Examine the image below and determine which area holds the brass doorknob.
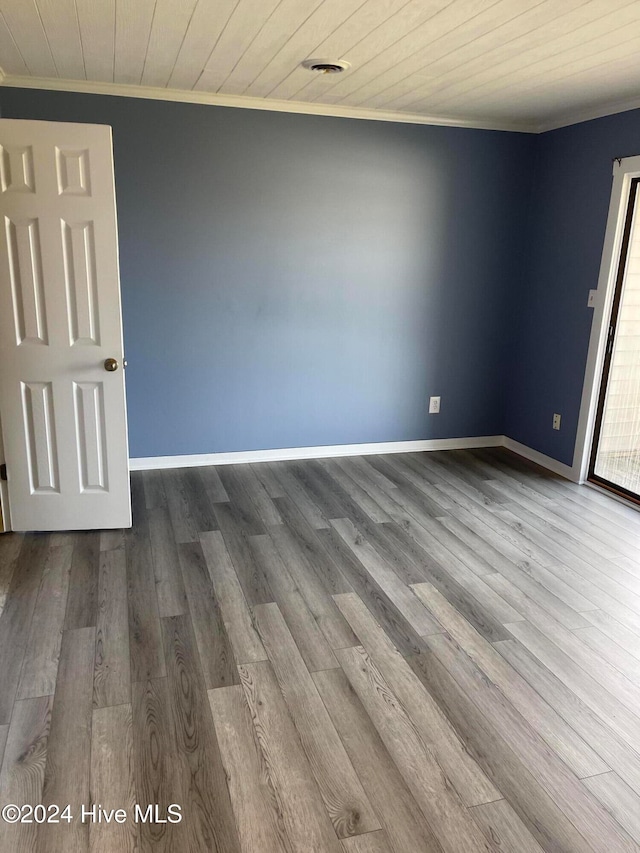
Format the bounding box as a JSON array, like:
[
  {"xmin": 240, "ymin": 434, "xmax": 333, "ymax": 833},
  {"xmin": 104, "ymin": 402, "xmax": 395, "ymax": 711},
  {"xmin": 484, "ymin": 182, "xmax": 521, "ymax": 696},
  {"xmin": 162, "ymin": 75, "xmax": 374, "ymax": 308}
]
[{"xmin": 104, "ymin": 357, "xmax": 119, "ymax": 372}]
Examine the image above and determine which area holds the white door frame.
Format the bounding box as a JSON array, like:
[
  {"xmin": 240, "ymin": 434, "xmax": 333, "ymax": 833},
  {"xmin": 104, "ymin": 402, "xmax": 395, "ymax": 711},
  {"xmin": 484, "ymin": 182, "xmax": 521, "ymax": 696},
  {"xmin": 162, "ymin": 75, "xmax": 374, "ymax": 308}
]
[{"xmin": 573, "ymin": 155, "xmax": 640, "ymax": 483}]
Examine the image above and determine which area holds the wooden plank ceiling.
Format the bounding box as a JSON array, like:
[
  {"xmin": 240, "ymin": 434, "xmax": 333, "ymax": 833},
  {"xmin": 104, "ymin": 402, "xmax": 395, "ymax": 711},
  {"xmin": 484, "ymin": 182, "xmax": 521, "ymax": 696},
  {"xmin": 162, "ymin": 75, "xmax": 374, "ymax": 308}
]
[{"xmin": 1, "ymin": 0, "xmax": 640, "ymax": 130}]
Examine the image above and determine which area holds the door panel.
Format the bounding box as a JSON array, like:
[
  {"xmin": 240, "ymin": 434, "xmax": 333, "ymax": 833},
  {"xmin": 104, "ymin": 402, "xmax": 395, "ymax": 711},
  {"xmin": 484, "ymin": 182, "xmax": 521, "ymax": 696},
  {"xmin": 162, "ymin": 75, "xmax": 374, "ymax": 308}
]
[
  {"xmin": 62, "ymin": 220, "xmax": 100, "ymax": 345},
  {"xmin": 0, "ymin": 119, "xmax": 130, "ymax": 531}
]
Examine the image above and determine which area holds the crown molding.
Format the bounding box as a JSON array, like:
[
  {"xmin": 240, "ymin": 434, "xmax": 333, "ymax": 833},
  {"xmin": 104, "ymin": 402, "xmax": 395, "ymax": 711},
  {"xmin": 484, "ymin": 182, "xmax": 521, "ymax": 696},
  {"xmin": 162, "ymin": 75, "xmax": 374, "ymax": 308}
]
[
  {"xmin": 0, "ymin": 74, "xmax": 538, "ymax": 134},
  {"xmin": 536, "ymin": 93, "xmax": 640, "ymax": 133},
  {"xmin": 5, "ymin": 73, "xmax": 639, "ymax": 136}
]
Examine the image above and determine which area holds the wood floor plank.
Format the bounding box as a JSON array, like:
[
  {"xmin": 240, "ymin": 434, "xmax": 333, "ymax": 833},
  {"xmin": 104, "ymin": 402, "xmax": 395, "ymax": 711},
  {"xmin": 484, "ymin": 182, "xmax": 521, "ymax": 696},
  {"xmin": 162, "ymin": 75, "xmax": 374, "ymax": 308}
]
[
  {"xmin": 64, "ymin": 531, "xmax": 100, "ymax": 630},
  {"xmin": 336, "ymin": 643, "xmax": 492, "ymax": 853},
  {"xmin": 274, "ymin": 496, "xmax": 353, "ymax": 595},
  {"xmin": 437, "ymin": 515, "xmax": 594, "ymax": 625},
  {"xmin": 142, "ymin": 468, "xmax": 167, "ymax": 509},
  {"xmin": 495, "ymin": 505, "xmax": 640, "ymax": 617},
  {"xmin": 551, "ymin": 492, "xmax": 640, "ymax": 553},
  {"xmin": 489, "ymin": 478, "xmax": 621, "ymax": 561},
  {"xmin": 315, "ymin": 526, "xmax": 430, "ymax": 657},
  {"xmin": 380, "ymin": 504, "xmax": 523, "ymax": 627},
  {"xmin": 320, "ymin": 458, "xmax": 391, "ymax": 524},
  {"xmin": 161, "ymin": 613, "xmax": 241, "ymax": 853},
  {"xmin": 213, "ymin": 500, "xmax": 274, "ymax": 605},
  {"xmin": 161, "ymin": 469, "xmax": 201, "ymax": 543},
  {"xmin": 424, "ymin": 631, "xmax": 636, "ymax": 853},
  {"xmin": 232, "ymin": 464, "xmax": 282, "ymax": 527},
  {"xmin": 496, "ymin": 637, "xmax": 640, "ymax": 797},
  {"xmin": 583, "ymin": 771, "xmax": 640, "ymax": 845},
  {"xmin": 352, "ymin": 456, "xmax": 399, "ymax": 493},
  {"xmin": 94, "ymin": 546, "xmax": 131, "ymax": 708},
  {"xmin": 162, "ymin": 467, "xmax": 219, "ymax": 542},
  {"xmin": 250, "ymin": 535, "xmax": 338, "ymax": 672},
  {"xmin": 238, "ymin": 660, "xmax": 343, "ymax": 852},
  {"xmin": 406, "ymin": 649, "xmax": 596, "ymax": 852},
  {"xmin": 0, "ymin": 696, "xmax": 52, "ymax": 853},
  {"xmin": 491, "ymin": 575, "xmax": 640, "ymax": 717},
  {"xmin": 290, "ymin": 459, "xmax": 350, "ymax": 522},
  {"xmin": 333, "ymin": 592, "xmax": 499, "ymax": 808},
  {"xmin": 543, "ymin": 475, "xmax": 640, "ymax": 524},
  {"xmin": 39, "ymin": 626, "xmax": 94, "ymax": 853},
  {"xmin": 301, "ymin": 459, "xmax": 395, "ymax": 533},
  {"xmin": 269, "ymin": 521, "xmax": 357, "ymax": 650},
  {"xmin": 148, "ymin": 506, "xmax": 188, "ymax": 617},
  {"xmin": 494, "ymin": 479, "xmax": 640, "ymax": 563},
  {"xmin": 0, "ymin": 532, "xmax": 50, "ymax": 724},
  {"xmin": 504, "ymin": 620, "xmax": 640, "ymax": 750},
  {"xmin": 17, "ymin": 541, "xmax": 73, "ymax": 700},
  {"xmin": 413, "ymin": 581, "xmax": 609, "ymax": 778},
  {"xmin": 0, "ymin": 532, "xmax": 23, "ymax": 618},
  {"xmin": 200, "ymin": 530, "xmax": 267, "ymax": 664},
  {"xmin": 249, "ymin": 461, "xmax": 286, "ymax": 499},
  {"xmin": 436, "ymin": 502, "xmax": 599, "ymax": 613},
  {"xmin": 178, "ymin": 541, "xmax": 238, "ymax": 688},
  {"xmin": 0, "ymin": 725, "xmax": 7, "ymax": 768},
  {"xmin": 412, "ymin": 451, "xmax": 508, "ymax": 507},
  {"xmin": 125, "ymin": 507, "xmax": 165, "ymax": 682},
  {"xmin": 378, "ymin": 513, "xmax": 515, "ymax": 642},
  {"xmin": 331, "ymin": 518, "xmax": 441, "ymax": 636},
  {"xmin": 538, "ymin": 494, "xmax": 640, "ymax": 568},
  {"xmin": 583, "ymin": 609, "xmax": 640, "ymax": 660},
  {"xmin": 253, "ymin": 602, "xmax": 379, "ymax": 838},
  {"xmin": 132, "ymin": 677, "xmax": 178, "ymax": 853},
  {"xmin": 334, "ymin": 457, "xmax": 401, "ymax": 516},
  {"xmin": 502, "ymin": 504, "xmax": 640, "ymax": 601},
  {"xmin": 366, "ymin": 455, "xmax": 451, "ymax": 518},
  {"xmin": 470, "ymin": 799, "xmax": 544, "ymax": 852},
  {"xmin": 341, "ymin": 830, "xmax": 392, "ymax": 852},
  {"xmin": 208, "ymin": 684, "xmax": 293, "ymax": 853},
  {"xmin": 314, "ymin": 666, "xmax": 444, "ymax": 853},
  {"xmin": 197, "ymin": 464, "xmax": 230, "ymax": 503},
  {"xmin": 271, "ymin": 462, "xmax": 331, "ymax": 529},
  {"xmin": 180, "ymin": 467, "xmax": 219, "ymax": 533},
  {"xmin": 573, "ymin": 625, "xmax": 640, "ymax": 684},
  {"xmin": 359, "ymin": 516, "xmax": 441, "ymax": 586},
  {"xmin": 90, "ymin": 703, "xmax": 138, "ymax": 852},
  {"xmin": 99, "ymin": 529, "xmax": 125, "ymax": 552},
  {"xmin": 217, "ymin": 465, "xmax": 268, "ymax": 536},
  {"xmin": 383, "ymin": 519, "xmax": 524, "ymax": 628}
]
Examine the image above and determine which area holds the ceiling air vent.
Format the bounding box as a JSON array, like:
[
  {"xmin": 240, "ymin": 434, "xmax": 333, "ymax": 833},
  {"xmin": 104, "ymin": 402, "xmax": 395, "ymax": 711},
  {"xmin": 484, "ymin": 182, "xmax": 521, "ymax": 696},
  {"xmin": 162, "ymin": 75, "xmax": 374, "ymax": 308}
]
[{"xmin": 301, "ymin": 59, "xmax": 351, "ymax": 74}]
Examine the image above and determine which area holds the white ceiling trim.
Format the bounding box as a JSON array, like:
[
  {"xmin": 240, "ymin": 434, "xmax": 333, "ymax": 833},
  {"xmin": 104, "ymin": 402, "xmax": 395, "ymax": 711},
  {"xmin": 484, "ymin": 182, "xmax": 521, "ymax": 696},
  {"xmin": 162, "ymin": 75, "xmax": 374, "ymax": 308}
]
[
  {"xmin": 0, "ymin": 73, "xmax": 537, "ymax": 133},
  {"xmin": 2, "ymin": 72, "xmax": 639, "ymax": 136},
  {"xmin": 536, "ymin": 92, "xmax": 640, "ymax": 133}
]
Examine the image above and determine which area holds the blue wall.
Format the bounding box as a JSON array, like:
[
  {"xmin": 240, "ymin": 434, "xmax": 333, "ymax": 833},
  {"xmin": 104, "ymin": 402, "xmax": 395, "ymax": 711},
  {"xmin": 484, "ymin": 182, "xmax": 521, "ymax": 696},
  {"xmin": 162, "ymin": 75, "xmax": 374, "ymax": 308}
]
[
  {"xmin": 505, "ymin": 109, "xmax": 640, "ymax": 466},
  {"xmin": 0, "ymin": 87, "xmax": 534, "ymax": 458}
]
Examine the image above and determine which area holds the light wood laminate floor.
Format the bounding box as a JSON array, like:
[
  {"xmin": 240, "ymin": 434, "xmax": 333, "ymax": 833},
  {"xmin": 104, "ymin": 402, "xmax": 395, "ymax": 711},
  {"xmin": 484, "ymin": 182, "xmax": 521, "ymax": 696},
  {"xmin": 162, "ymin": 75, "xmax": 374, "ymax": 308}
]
[{"xmin": 1, "ymin": 448, "xmax": 640, "ymax": 851}]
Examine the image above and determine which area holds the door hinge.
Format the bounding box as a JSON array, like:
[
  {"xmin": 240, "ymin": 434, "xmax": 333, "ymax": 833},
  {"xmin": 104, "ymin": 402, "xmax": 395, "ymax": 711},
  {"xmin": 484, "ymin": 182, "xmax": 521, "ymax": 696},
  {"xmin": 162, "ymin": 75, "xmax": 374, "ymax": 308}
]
[
  {"xmin": 0, "ymin": 464, "xmax": 6, "ymax": 481},
  {"xmin": 607, "ymin": 325, "xmax": 616, "ymax": 355}
]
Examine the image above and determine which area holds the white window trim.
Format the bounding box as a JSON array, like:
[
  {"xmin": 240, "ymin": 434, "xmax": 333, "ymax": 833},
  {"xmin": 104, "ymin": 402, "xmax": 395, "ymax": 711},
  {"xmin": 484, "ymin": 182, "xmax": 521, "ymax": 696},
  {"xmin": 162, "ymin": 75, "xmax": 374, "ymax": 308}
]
[{"xmin": 573, "ymin": 154, "xmax": 640, "ymax": 483}]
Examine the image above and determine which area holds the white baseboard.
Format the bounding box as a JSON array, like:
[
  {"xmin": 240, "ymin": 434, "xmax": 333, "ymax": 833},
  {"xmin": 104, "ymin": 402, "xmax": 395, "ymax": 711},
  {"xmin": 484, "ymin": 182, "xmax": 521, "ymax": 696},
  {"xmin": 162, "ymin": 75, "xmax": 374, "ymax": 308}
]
[
  {"xmin": 128, "ymin": 435, "xmax": 504, "ymax": 471},
  {"xmin": 502, "ymin": 437, "xmax": 577, "ymax": 481},
  {"xmin": 129, "ymin": 434, "xmax": 580, "ymax": 482}
]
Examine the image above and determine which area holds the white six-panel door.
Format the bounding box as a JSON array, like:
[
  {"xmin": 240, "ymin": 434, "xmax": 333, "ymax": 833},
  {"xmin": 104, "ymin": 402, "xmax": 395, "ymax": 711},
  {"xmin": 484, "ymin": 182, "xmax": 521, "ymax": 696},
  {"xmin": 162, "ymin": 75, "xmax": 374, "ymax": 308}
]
[{"xmin": 0, "ymin": 119, "xmax": 131, "ymax": 531}]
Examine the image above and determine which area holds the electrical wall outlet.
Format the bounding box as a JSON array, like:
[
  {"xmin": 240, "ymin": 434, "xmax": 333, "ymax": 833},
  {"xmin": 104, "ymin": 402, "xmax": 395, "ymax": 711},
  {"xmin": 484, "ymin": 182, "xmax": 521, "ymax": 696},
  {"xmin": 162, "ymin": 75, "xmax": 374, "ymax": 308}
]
[
  {"xmin": 429, "ymin": 396, "xmax": 441, "ymax": 414},
  {"xmin": 553, "ymin": 413, "xmax": 561, "ymax": 430},
  {"xmin": 588, "ymin": 290, "xmax": 597, "ymax": 308}
]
